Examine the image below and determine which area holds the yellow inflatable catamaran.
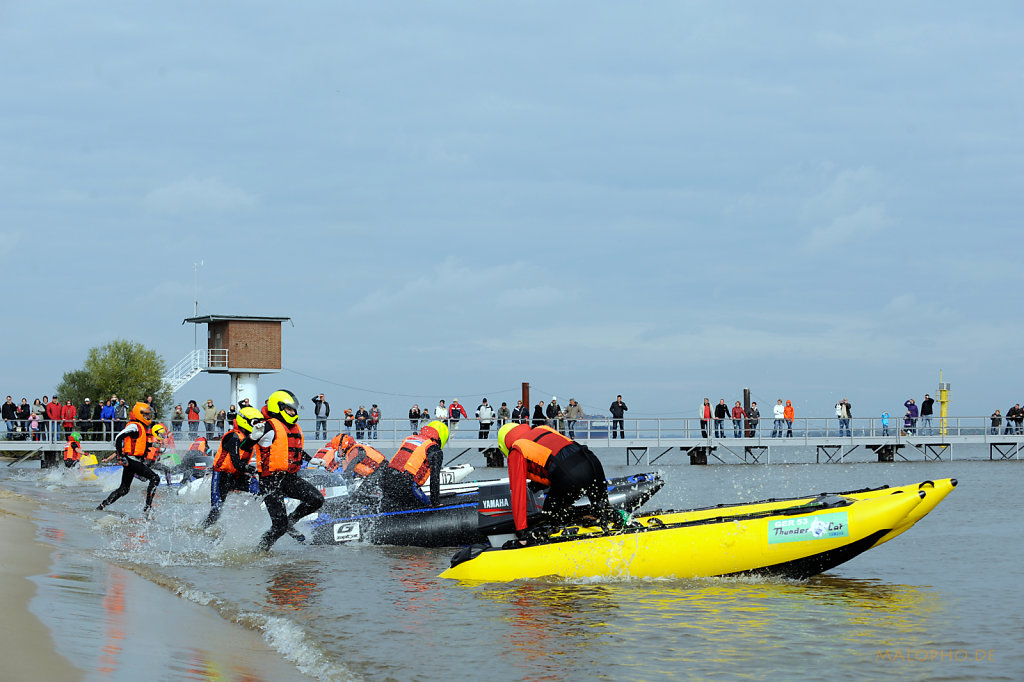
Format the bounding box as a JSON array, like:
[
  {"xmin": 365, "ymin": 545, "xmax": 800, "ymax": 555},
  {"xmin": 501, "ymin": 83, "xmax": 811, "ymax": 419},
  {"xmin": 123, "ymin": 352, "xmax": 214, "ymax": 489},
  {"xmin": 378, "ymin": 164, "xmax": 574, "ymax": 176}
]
[{"xmin": 441, "ymin": 479, "xmax": 956, "ymax": 582}]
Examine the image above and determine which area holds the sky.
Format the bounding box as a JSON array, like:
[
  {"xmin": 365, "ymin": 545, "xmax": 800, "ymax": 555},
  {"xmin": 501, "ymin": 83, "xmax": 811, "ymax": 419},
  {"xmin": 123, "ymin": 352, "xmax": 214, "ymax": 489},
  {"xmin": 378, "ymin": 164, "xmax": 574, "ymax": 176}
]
[{"xmin": 1, "ymin": 2, "xmax": 1022, "ymax": 422}]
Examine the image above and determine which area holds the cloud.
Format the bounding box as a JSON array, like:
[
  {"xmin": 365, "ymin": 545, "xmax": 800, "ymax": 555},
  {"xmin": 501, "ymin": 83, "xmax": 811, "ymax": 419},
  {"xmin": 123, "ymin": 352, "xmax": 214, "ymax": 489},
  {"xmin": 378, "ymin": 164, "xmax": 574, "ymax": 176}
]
[
  {"xmin": 805, "ymin": 205, "xmax": 891, "ymax": 252},
  {"xmin": 143, "ymin": 177, "xmax": 257, "ymax": 214},
  {"xmin": 0, "ymin": 231, "xmax": 21, "ymax": 260}
]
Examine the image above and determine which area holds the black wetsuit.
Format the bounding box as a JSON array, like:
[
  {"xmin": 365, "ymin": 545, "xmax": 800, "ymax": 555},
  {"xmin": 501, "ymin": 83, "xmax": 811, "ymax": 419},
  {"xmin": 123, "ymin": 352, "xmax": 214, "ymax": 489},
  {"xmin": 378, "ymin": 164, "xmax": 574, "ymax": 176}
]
[
  {"xmin": 201, "ymin": 431, "xmax": 258, "ymax": 529},
  {"xmin": 375, "ymin": 445, "xmax": 442, "ymax": 511},
  {"xmin": 541, "ymin": 443, "xmax": 610, "ymax": 525},
  {"xmin": 258, "ymin": 472, "xmax": 324, "ymax": 551},
  {"xmin": 97, "ymin": 423, "xmax": 160, "ymax": 511}
]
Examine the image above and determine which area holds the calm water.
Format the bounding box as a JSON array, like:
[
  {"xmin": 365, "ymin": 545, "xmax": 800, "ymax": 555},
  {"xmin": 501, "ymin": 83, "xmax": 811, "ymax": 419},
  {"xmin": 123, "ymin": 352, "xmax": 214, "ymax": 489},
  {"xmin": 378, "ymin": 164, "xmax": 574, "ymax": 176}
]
[{"xmin": 2, "ymin": 457, "xmax": 1021, "ymax": 681}]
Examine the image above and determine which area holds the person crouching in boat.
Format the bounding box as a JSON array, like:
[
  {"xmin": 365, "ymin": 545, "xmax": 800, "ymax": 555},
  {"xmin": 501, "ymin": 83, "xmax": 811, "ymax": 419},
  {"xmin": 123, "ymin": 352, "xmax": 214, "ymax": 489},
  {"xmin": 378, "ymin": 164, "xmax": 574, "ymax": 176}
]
[
  {"xmin": 311, "ymin": 434, "xmax": 388, "ymax": 478},
  {"xmin": 497, "ymin": 423, "xmax": 612, "ymax": 542},
  {"xmin": 374, "ymin": 420, "xmax": 448, "ymax": 511},
  {"xmin": 63, "ymin": 431, "xmax": 85, "ymax": 468},
  {"xmin": 96, "ymin": 402, "xmax": 161, "ymax": 514},
  {"xmin": 255, "ymin": 390, "xmax": 324, "ymax": 551},
  {"xmin": 201, "ymin": 407, "xmax": 264, "ymax": 529}
]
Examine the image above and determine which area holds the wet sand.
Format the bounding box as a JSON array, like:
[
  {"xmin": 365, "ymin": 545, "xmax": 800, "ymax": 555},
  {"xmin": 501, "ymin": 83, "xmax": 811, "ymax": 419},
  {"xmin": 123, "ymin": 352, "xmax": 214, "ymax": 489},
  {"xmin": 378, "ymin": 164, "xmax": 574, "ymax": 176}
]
[
  {"xmin": 0, "ymin": 483, "xmax": 317, "ymax": 681},
  {"xmin": 0, "ymin": 488, "xmax": 81, "ymax": 681}
]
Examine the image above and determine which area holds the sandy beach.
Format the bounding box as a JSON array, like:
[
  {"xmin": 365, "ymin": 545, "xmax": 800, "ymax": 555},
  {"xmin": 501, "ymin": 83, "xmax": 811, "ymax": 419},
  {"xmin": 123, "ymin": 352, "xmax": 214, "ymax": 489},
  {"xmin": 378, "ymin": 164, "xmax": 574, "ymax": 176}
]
[
  {"xmin": 0, "ymin": 487, "xmax": 81, "ymax": 681},
  {"xmin": 0, "ymin": 468, "xmax": 319, "ymax": 682}
]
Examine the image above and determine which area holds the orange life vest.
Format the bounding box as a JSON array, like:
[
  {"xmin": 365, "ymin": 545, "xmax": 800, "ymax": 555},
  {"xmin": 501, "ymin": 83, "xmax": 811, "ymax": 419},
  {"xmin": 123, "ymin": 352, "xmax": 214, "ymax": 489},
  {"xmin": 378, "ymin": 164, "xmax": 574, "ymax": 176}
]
[
  {"xmin": 214, "ymin": 429, "xmax": 254, "ymax": 474},
  {"xmin": 509, "ymin": 439, "xmax": 553, "ymax": 487},
  {"xmin": 340, "ymin": 442, "xmax": 388, "ymax": 478},
  {"xmin": 189, "ymin": 437, "xmax": 208, "ymax": 453},
  {"xmin": 388, "ymin": 435, "xmax": 434, "ymax": 485},
  {"xmin": 121, "ymin": 421, "xmax": 150, "ymax": 459},
  {"xmin": 64, "ymin": 442, "xmax": 81, "ymax": 462},
  {"xmin": 257, "ymin": 419, "xmax": 304, "ymax": 476},
  {"xmin": 524, "ymin": 425, "xmax": 573, "ymax": 457}
]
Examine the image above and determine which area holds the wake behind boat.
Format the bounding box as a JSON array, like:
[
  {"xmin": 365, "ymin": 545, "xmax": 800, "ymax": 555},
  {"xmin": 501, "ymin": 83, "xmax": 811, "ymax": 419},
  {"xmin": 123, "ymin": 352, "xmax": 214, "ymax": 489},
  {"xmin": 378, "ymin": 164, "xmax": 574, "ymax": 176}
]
[{"xmin": 441, "ymin": 479, "xmax": 957, "ymax": 581}]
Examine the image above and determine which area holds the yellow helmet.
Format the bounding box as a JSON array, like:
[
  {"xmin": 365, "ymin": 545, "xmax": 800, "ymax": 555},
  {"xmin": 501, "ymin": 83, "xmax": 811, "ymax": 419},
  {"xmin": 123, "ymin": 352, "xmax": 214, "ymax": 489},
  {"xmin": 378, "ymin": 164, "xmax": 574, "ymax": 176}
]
[
  {"xmin": 130, "ymin": 401, "xmax": 153, "ymax": 426},
  {"xmin": 422, "ymin": 420, "xmax": 449, "ymax": 449},
  {"xmin": 498, "ymin": 423, "xmax": 531, "ymax": 457},
  {"xmin": 235, "ymin": 406, "xmax": 265, "ymax": 435},
  {"xmin": 151, "ymin": 423, "xmax": 167, "ymax": 441},
  {"xmin": 267, "ymin": 389, "xmax": 300, "ymax": 425}
]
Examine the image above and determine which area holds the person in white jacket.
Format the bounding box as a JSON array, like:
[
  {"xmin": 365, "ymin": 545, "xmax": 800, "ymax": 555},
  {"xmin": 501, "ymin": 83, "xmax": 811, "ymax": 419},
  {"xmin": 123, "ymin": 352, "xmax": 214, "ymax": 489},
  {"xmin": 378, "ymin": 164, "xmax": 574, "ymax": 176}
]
[
  {"xmin": 772, "ymin": 399, "xmax": 785, "ymax": 438},
  {"xmin": 475, "ymin": 398, "xmax": 495, "ymax": 439}
]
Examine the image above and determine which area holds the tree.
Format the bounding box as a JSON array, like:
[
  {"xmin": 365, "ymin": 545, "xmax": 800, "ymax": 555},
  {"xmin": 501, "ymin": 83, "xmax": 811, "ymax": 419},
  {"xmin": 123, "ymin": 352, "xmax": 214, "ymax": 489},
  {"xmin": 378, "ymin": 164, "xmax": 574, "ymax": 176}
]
[{"xmin": 55, "ymin": 339, "xmax": 172, "ymax": 417}]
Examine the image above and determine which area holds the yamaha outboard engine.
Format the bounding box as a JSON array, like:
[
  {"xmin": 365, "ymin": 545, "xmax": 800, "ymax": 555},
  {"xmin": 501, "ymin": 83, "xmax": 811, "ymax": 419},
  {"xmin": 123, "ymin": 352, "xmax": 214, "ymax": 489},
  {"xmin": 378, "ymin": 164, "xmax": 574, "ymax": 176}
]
[{"xmin": 476, "ymin": 480, "xmax": 542, "ymax": 546}]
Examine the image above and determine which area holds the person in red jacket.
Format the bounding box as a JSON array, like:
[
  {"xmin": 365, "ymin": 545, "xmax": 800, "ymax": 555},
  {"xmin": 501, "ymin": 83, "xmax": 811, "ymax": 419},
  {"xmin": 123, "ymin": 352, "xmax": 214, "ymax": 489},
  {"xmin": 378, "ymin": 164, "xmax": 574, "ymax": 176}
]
[
  {"xmin": 46, "ymin": 397, "xmax": 62, "ymax": 442},
  {"xmin": 731, "ymin": 401, "xmax": 746, "ymax": 438},
  {"xmin": 60, "ymin": 400, "xmax": 77, "ymax": 441},
  {"xmin": 497, "ymin": 423, "xmax": 611, "ymax": 541},
  {"xmin": 447, "ymin": 399, "xmax": 468, "ymax": 431}
]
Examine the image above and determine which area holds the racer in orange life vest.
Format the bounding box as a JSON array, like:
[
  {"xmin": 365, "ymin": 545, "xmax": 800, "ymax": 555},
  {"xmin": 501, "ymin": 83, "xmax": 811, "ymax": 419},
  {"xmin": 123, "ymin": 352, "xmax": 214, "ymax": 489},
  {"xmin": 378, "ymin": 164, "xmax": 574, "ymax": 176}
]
[
  {"xmin": 96, "ymin": 402, "xmax": 161, "ymax": 513},
  {"xmin": 372, "ymin": 421, "xmax": 448, "ymax": 510},
  {"xmin": 255, "ymin": 390, "xmax": 324, "ymax": 551},
  {"xmin": 201, "ymin": 407, "xmax": 264, "ymax": 529},
  {"xmin": 311, "ymin": 434, "xmax": 388, "ymax": 476},
  {"xmin": 497, "ymin": 422, "xmax": 611, "ymax": 539},
  {"xmin": 63, "ymin": 431, "xmax": 85, "ymax": 468}
]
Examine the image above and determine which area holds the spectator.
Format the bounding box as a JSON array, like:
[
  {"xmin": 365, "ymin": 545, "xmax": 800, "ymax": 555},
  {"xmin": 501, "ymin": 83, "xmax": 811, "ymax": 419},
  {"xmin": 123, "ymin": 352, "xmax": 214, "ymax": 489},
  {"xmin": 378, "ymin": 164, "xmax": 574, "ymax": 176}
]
[
  {"xmin": 920, "ymin": 394, "xmax": 935, "ymax": 436},
  {"xmin": 903, "ymin": 411, "xmax": 914, "ymax": 435},
  {"xmin": 100, "ymin": 399, "xmax": 115, "ymax": 440},
  {"xmin": 881, "ymin": 411, "xmax": 890, "ymax": 436},
  {"xmin": 476, "ymin": 398, "xmax": 495, "ymax": 439},
  {"xmin": 1006, "ymin": 404, "xmax": 1022, "ymax": 435},
  {"xmin": 731, "ymin": 401, "xmax": 746, "ymax": 438},
  {"xmin": 226, "ymin": 404, "xmax": 237, "ymax": 430},
  {"xmin": 146, "ymin": 395, "xmax": 156, "ymax": 419},
  {"xmin": 546, "ymin": 397, "xmax": 561, "ymax": 429},
  {"xmin": 784, "ymin": 400, "xmax": 794, "ymax": 437},
  {"xmin": 772, "ymin": 399, "xmax": 784, "ymax": 438},
  {"xmin": 448, "ymin": 399, "xmax": 467, "ymax": 431},
  {"xmin": 1016, "ymin": 404, "xmax": 1024, "ymax": 435},
  {"xmin": 747, "ymin": 401, "xmax": 760, "ymax": 436},
  {"xmin": 114, "ymin": 399, "xmax": 128, "ymax": 434},
  {"xmin": 216, "ymin": 409, "xmax": 226, "ymax": 434},
  {"xmin": 355, "ymin": 405, "xmax": 369, "ymax": 440},
  {"xmin": 171, "ymin": 405, "xmax": 185, "ymax": 435},
  {"xmin": 28, "ymin": 412, "xmax": 40, "ymax": 441},
  {"xmin": 903, "ymin": 399, "xmax": 917, "ymax": 435},
  {"xmin": 16, "ymin": 398, "xmax": 30, "ymax": 435},
  {"xmin": 409, "ymin": 404, "xmax": 421, "ymax": 433},
  {"xmin": 31, "ymin": 399, "xmax": 46, "ymax": 440},
  {"xmin": 202, "ymin": 399, "xmax": 217, "ymax": 440},
  {"xmin": 532, "ymin": 401, "xmax": 546, "ymax": 427},
  {"xmin": 991, "ymin": 409, "xmax": 1002, "ymax": 435},
  {"xmin": 78, "ymin": 397, "xmax": 94, "ymax": 438},
  {"xmin": 565, "ymin": 399, "xmax": 583, "ymax": 439},
  {"xmin": 343, "ymin": 408, "xmax": 353, "ymax": 435},
  {"xmin": 46, "ymin": 396, "xmax": 61, "ymax": 442},
  {"xmin": 700, "ymin": 398, "xmax": 712, "ymax": 438},
  {"xmin": 369, "ymin": 404, "xmax": 381, "ymax": 439},
  {"xmin": 511, "ymin": 400, "xmax": 528, "ymax": 424},
  {"xmin": 609, "ymin": 395, "xmax": 628, "ymax": 439},
  {"xmin": 836, "ymin": 398, "xmax": 852, "ymax": 437},
  {"xmin": 311, "ymin": 393, "xmax": 330, "ymax": 440},
  {"xmin": 497, "ymin": 402, "xmax": 511, "ymax": 428},
  {"xmin": 434, "ymin": 400, "xmax": 447, "ymax": 422},
  {"xmin": 713, "ymin": 399, "xmax": 728, "ymax": 438},
  {"xmin": 186, "ymin": 400, "xmax": 200, "ymax": 439},
  {"xmin": 2, "ymin": 396, "xmax": 16, "ymax": 439},
  {"xmin": 61, "ymin": 399, "xmax": 77, "ymax": 439}
]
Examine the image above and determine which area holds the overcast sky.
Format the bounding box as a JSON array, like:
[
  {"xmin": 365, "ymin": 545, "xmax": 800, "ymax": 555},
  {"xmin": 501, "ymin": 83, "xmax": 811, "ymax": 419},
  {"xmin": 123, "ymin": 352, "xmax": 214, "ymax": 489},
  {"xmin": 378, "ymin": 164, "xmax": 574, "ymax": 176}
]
[{"xmin": 2, "ymin": 2, "xmax": 1022, "ymax": 422}]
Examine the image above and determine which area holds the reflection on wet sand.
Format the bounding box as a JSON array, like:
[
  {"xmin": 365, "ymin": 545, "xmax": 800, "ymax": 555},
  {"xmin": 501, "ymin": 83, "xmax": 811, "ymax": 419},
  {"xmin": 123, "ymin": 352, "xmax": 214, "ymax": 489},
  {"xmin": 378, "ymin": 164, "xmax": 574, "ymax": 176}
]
[{"xmin": 265, "ymin": 564, "xmax": 323, "ymax": 610}]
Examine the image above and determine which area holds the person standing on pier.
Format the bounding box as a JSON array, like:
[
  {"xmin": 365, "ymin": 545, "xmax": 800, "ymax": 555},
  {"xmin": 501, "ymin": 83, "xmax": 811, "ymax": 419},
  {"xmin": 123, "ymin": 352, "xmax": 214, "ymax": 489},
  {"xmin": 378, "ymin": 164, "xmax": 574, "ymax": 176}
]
[
  {"xmin": 881, "ymin": 411, "xmax": 890, "ymax": 436},
  {"xmin": 447, "ymin": 400, "xmax": 467, "ymax": 432},
  {"xmin": 610, "ymin": 395, "xmax": 628, "ymax": 439},
  {"xmin": 991, "ymin": 409, "xmax": 1002, "ymax": 435},
  {"xmin": 311, "ymin": 393, "xmax": 330, "ymax": 440},
  {"xmin": 836, "ymin": 399, "xmax": 852, "ymax": 436},
  {"xmin": 408, "ymin": 404, "xmax": 421, "ymax": 433},
  {"xmin": 920, "ymin": 394, "xmax": 935, "ymax": 435},
  {"xmin": 784, "ymin": 400, "xmax": 795, "ymax": 437},
  {"xmin": 713, "ymin": 399, "xmax": 728, "ymax": 438},
  {"xmin": 476, "ymin": 398, "xmax": 495, "ymax": 439},
  {"xmin": 747, "ymin": 402, "xmax": 760, "ymax": 437},
  {"xmin": 497, "ymin": 402, "xmax": 511, "ymax": 429},
  {"xmin": 903, "ymin": 399, "xmax": 917, "ymax": 435},
  {"xmin": 511, "ymin": 400, "xmax": 528, "ymax": 424},
  {"xmin": 771, "ymin": 400, "xmax": 784, "ymax": 437},
  {"xmin": 565, "ymin": 399, "xmax": 583, "ymax": 439},
  {"xmin": 731, "ymin": 401, "xmax": 746, "ymax": 438},
  {"xmin": 701, "ymin": 398, "xmax": 713, "ymax": 438}
]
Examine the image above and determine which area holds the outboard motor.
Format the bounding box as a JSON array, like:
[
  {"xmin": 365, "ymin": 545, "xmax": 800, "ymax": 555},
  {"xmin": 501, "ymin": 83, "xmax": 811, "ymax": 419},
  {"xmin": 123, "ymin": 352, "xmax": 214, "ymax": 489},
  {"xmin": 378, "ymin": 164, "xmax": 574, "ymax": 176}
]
[{"xmin": 476, "ymin": 480, "xmax": 542, "ymax": 546}]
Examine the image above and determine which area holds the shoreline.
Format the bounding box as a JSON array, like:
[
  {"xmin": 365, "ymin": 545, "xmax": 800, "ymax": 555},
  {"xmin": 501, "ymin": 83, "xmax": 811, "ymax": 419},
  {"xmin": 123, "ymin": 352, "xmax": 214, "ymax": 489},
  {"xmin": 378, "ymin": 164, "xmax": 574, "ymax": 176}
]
[
  {"xmin": 0, "ymin": 470, "xmax": 319, "ymax": 681},
  {"xmin": 0, "ymin": 487, "xmax": 82, "ymax": 681}
]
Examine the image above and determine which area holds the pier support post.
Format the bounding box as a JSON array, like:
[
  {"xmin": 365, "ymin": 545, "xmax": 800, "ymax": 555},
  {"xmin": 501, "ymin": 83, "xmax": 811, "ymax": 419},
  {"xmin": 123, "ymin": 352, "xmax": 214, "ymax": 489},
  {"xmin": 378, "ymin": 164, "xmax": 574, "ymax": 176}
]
[{"xmin": 689, "ymin": 447, "xmax": 709, "ymax": 465}]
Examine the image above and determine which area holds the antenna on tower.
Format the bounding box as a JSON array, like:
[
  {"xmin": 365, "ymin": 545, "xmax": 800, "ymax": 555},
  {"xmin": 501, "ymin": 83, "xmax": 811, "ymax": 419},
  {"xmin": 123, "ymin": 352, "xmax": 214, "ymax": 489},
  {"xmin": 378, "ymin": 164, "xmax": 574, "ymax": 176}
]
[{"xmin": 193, "ymin": 260, "xmax": 204, "ymax": 349}]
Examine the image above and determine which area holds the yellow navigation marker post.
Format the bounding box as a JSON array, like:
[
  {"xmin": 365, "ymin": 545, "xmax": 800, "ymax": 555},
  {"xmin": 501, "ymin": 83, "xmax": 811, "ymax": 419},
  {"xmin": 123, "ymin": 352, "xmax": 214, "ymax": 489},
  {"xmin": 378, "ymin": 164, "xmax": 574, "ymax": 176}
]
[{"xmin": 938, "ymin": 371, "xmax": 950, "ymax": 437}]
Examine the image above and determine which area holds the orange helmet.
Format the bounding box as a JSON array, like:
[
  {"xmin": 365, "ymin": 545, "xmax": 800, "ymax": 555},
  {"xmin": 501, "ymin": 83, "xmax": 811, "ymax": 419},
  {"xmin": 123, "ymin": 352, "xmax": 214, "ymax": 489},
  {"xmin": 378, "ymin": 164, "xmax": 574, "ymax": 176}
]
[{"xmin": 130, "ymin": 401, "xmax": 153, "ymax": 426}]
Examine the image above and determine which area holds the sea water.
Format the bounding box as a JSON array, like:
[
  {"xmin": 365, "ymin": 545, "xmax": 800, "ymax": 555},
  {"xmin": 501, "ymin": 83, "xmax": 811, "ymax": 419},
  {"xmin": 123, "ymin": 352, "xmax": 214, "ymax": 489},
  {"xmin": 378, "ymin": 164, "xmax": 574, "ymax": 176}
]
[{"xmin": 2, "ymin": 457, "xmax": 1021, "ymax": 681}]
